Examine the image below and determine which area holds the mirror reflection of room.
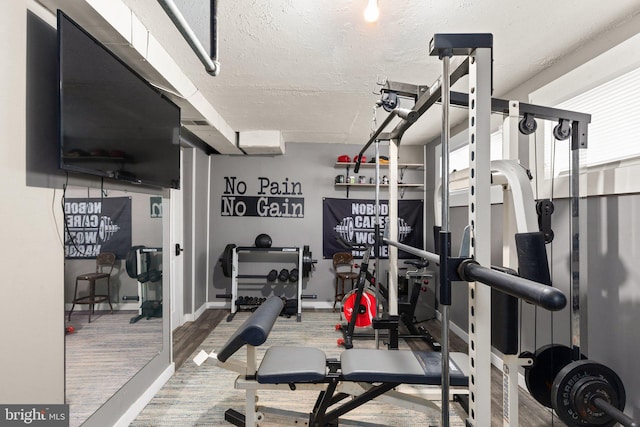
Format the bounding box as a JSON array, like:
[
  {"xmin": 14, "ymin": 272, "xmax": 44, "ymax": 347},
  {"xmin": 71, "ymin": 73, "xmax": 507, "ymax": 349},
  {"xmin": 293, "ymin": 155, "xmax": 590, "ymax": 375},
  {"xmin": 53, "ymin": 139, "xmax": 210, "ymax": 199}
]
[{"xmin": 63, "ymin": 186, "xmax": 163, "ymax": 427}]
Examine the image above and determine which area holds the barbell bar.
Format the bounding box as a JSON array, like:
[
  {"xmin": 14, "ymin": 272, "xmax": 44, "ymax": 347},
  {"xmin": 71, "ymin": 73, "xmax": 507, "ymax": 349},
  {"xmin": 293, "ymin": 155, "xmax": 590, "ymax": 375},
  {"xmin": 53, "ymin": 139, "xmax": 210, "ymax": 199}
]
[{"xmin": 383, "ymin": 237, "xmax": 566, "ymax": 311}]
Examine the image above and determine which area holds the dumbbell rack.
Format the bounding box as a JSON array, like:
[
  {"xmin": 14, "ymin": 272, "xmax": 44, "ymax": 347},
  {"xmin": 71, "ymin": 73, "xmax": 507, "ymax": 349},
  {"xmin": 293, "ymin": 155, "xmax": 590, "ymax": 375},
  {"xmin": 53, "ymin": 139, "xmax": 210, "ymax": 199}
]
[{"xmin": 230, "ymin": 246, "xmax": 303, "ymax": 322}]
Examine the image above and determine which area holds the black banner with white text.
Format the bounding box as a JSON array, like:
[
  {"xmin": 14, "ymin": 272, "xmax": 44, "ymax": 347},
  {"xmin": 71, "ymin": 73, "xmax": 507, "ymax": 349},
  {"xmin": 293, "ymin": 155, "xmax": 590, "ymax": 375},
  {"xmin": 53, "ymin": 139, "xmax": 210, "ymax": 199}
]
[
  {"xmin": 322, "ymin": 198, "xmax": 423, "ymax": 259},
  {"xmin": 64, "ymin": 197, "xmax": 132, "ymax": 259}
]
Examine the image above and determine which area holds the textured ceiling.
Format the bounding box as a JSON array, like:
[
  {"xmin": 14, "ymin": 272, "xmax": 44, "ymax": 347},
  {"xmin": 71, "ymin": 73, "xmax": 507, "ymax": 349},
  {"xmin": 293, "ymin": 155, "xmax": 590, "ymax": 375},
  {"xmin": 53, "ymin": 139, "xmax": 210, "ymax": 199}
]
[{"xmin": 123, "ymin": 0, "xmax": 640, "ymax": 147}]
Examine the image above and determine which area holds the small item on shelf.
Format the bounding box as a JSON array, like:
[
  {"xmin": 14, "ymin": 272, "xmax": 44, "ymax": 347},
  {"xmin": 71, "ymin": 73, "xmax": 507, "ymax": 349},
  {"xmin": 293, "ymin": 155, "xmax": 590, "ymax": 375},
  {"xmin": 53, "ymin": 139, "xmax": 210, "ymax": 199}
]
[
  {"xmin": 369, "ymin": 177, "xmax": 375, "ymax": 184},
  {"xmin": 335, "ymin": 175, "xmax": 345, "ymax": 184},
  {"xmin": 368, "ymin": 155, "xmax": 389, "ymax": 164},
  {"xmin": 349, "ymin": 176, "xmax": 356, "ymax": 184},
  {"xmin": 382, "ymin": 175, "xmax": 389, "ymax": 184},
  {"xmin": 337, "ymin": 155, "xmax": 351, "ymax": 163},
  {"xmin": 358, "ymin": 176, "xmax": 366, "ymax": 184},
  {"xmin": 353, "ymin": 154, "xmax": 367, "ymax": 163}
]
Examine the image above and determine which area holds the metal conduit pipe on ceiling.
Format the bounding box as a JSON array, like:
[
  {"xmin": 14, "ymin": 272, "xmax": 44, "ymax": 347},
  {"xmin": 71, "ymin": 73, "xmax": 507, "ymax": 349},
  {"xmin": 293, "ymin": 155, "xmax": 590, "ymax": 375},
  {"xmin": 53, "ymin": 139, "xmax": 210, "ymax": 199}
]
[{"xmin": 157, "ymin": 0, "xmax": 220, "ymax": 76}]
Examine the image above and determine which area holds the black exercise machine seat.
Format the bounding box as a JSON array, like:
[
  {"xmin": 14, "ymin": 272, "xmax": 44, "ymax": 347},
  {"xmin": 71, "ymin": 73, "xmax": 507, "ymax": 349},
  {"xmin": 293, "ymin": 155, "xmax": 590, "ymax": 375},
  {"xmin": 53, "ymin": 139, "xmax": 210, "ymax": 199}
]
[
  {"xmin": 216, "ymin": 296, "xmax": 284, "ymax": 362},
  {"xmin": 216, "ymin": 296, "xmax": 468, "ymax": 387},
  {"xmin": 341, "ymin": 349, "xmax": 468, "ymax": 386},
  {"xmin": 257, "ymin": 346, "xmax": 327, "ymax": 383}
]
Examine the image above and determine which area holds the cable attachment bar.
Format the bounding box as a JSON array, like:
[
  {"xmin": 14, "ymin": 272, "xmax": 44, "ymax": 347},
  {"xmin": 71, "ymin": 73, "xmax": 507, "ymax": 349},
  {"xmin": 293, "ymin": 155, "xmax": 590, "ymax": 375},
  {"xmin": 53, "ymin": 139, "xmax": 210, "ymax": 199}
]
[{"xmin": 354, "ymin": 107, "xmax": 417, "ymax": 173}]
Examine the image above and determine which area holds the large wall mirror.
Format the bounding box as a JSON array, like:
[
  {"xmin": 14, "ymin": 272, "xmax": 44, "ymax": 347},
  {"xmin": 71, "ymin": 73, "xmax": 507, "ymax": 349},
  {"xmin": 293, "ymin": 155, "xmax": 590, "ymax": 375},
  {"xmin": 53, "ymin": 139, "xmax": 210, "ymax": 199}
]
[
  {"xmin": 25, "ymin": 12, "xmax": 166, "ymax": 426},
  {"xmin": 63, "ymin": 187, "xmax": 164, "ymax": 426},
  {"xmin": 25, "ymin": 7, "xmax": 175, "ymax": 426}
]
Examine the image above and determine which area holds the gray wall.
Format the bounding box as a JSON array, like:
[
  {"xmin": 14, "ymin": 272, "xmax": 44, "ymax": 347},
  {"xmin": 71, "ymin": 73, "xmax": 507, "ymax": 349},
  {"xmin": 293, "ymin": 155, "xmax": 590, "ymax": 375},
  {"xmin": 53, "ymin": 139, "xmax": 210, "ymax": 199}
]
[
  {"xmin": 182, "ymin": 146, "xmax": 211, "ymax": 316},
  {"xmin": 0, "ymin": 2, "xmax": 64, "ymax": 404},
  {"xmin": 586, "ymin": 194, "xmax": 640, "ymax": 415},
  {"xmin": 208, "ymin": 142, "xmax": 425, "ymax": 305},
  {"xmin": 183, "ymin": 148, "xmax": 194, "ymax": 314},
  {"xmin": 194, "ymin": 150, "xmax": 210, "ymax": 310}
]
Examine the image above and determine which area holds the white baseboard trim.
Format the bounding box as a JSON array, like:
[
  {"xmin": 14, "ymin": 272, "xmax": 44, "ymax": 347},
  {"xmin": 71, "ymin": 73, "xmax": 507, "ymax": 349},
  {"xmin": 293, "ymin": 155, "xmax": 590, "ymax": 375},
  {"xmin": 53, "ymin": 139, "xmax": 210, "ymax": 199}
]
[
  {"xmin": 204, "ymin": 300, "xmax": 335, "ymax": 310},
  {"xmin": 193, "ymin": 302, "xmax": 208, "ymax": 319},
  {"xmin": 114, "ymin": 363, "xmax": 175, "ymax": 427},
  {"xmin": 302, "ymin": 301, "xmax": 334, "ymax": 309},
  {"xmin": 64, "ymin": 302, "xmax": 139, "ymax": 311},
  {"xmin": 206, "ymin": 301, "xmax": 228, "ymax": 309}
]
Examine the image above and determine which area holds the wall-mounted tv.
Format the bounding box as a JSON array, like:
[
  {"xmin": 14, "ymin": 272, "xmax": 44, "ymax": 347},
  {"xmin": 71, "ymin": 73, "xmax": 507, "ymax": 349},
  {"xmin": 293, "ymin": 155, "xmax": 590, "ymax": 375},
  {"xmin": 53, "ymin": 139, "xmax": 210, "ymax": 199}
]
[{"xmin": 58, "ymin": 10, "xmax": 180, "ymax": 189}]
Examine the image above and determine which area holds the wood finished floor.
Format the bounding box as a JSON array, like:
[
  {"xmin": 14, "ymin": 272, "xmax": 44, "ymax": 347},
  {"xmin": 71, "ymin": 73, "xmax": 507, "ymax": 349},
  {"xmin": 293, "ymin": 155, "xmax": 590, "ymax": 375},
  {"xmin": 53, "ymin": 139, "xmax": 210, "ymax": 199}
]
[
  {"xmin": 172, "ymin": 309, "xmax": 562, "ymax": 426},
  {"xmin": 172, "ymin": 309, "xmax": 227, "ymax": 371}
]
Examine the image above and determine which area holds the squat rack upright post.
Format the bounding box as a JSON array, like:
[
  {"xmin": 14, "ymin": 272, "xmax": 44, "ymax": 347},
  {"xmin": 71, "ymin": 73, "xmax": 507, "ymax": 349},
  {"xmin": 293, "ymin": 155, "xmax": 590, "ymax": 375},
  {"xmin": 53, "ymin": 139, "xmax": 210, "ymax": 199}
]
[{"xmin": 356, "ymin": 34, "xmax": 495, "ymax": 426}]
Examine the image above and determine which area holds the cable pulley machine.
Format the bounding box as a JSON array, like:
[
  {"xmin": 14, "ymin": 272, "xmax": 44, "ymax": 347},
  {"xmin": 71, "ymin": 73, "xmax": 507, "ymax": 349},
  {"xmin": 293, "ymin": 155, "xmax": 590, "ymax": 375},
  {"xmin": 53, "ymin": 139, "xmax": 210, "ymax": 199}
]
[{"xmin": 355, "ymin": 32, "xmax": 637, "ymax": 427}]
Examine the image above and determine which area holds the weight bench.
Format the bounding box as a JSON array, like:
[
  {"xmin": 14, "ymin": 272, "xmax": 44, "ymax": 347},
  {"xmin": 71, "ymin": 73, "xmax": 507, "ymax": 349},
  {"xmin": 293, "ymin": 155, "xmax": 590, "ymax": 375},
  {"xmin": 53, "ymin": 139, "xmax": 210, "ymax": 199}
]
[{"xmin": 194, "ymin": 296, "xmax": 469, "ymax": 426}]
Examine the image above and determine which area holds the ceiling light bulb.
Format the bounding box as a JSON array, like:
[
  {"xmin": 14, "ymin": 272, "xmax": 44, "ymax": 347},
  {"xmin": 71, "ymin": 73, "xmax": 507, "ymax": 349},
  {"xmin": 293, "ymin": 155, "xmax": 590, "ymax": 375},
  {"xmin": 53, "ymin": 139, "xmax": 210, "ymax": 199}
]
[{"xmin": 364, "ymin": 0, "xmax": 379, "ymax": 23}]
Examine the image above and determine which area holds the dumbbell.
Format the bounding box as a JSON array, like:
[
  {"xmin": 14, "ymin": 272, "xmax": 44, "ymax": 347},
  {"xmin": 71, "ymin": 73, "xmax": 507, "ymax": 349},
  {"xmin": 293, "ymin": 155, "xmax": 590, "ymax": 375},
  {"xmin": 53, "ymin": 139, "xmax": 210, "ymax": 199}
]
[
  {"xmin": 267, "ymin": 269, "xmax": 278, "ymax": 282},
  {"xmin": 278, "ymin": 269, "xmax": 289, "ymax": 282}
]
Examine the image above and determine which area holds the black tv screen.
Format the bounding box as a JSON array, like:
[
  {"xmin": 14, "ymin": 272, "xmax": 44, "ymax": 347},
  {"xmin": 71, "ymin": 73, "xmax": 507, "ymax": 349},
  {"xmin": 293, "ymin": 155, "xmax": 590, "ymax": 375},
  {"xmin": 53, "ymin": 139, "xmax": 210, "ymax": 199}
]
[{"xmin": 58, "ymin": 11, "xmax": 180, "ymax": 189}]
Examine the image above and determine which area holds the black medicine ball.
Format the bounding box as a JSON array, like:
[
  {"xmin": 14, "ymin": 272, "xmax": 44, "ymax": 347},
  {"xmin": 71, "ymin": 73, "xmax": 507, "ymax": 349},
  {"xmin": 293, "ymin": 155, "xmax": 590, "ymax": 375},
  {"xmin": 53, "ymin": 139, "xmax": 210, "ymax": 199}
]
[{"xmin": 255, "ymin": 233, "xmax": 272, "ymax": 248}]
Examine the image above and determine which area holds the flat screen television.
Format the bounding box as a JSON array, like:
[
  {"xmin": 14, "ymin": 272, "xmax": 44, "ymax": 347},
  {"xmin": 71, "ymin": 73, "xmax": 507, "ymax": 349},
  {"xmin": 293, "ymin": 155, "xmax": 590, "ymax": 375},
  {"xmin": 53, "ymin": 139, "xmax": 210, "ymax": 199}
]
[{"xmin": 58, "ymin": 10, "xmax": 181, "ymax": 189}]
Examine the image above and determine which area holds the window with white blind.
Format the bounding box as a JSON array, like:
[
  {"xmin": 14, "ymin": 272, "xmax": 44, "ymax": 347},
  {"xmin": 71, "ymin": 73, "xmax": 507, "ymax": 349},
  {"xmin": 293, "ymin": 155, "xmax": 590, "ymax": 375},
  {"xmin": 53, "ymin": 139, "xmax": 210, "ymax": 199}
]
[
  {"xmin": 543, "ymin": 65, "xmax": 640, "ymax": 178},
  {"xmin": 529, "ymin": 31, "xmax": 640, "ymax": 197}
]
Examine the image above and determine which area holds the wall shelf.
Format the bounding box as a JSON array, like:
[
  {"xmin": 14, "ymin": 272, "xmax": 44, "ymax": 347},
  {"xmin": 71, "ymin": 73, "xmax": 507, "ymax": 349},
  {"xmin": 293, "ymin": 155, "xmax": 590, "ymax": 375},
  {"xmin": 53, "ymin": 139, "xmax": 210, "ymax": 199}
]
[
  {"xmin": 333, "ymin": 162, "xmax": 424, "ymax": 197},
  {"xmin": 334, "ymin": 162, "xmax": 423, "ymax": 169},
  {"xmin": 334, "ymin": 183, "xmax": 423, "ymax": 188}
]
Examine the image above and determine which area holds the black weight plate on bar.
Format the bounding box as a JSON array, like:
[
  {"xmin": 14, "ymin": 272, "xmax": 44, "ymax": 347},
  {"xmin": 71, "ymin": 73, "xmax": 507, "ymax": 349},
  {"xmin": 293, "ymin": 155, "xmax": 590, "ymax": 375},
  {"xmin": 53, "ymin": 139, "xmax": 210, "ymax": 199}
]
[
  {"xmin": 524, "ymin": 344, "xmax": 574, "ymax": 408},
  {"xmin": 221, "ymin": 244, "xmax": 235, "ymax": 278},
  {"xmin": 302, "ymin": 245, "xmax": 312, "ymax": 278},
  {"xmin": 551, "ymin": 360, "xmax": 625, "ymax": 427},
  {"xmin": 126, "ymin": 245, "xmax": 147, "ymax": 278}
]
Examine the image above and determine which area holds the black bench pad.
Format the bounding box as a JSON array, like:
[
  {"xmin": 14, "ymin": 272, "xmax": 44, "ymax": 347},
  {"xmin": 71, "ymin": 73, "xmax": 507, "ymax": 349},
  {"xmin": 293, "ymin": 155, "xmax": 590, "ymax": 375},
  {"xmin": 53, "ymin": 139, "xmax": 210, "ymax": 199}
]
[
  {"xmin": 341, "ymin": 349, "xmax": 468, "ymax": 386},
  {"xmin": 257, "ymin": 346, "xmax": 327, "ymax": 383},
  {"xmin": 217, "ymin": 297, "xmax": 284, "ymax": 362}
]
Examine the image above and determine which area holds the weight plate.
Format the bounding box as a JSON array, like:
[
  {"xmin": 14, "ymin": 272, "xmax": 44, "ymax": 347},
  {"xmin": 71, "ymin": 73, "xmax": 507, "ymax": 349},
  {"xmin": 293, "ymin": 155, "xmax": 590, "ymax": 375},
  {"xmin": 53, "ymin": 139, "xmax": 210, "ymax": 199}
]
[
  {"xmin": 302, "ymin": 245, "xmax": 312, "ymax": 278},
  {"xmin": 126, "ymin": 245, "xmax": 147, "ymax": 278},
  {"xmin": 551, "ymin": 360, "xmax": 625, "ymax": 427},
  {"xmin": 524, "ymin": 344, "xmax": 575, "ymax": 408},
  {"xmin": 342, "ymin": 288, "xmax": 377, "ymax": 328},
  {"xmin": 221, "ymin": 244, "xmax": 236, "ymax": 278}
]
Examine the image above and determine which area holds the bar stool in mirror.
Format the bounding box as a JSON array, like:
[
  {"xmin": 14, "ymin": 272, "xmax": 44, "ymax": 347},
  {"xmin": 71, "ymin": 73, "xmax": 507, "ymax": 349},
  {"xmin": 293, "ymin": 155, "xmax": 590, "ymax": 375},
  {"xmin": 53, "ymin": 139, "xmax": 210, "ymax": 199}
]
[{"xmin": 68, "ymin": 252, "xmax": 116, "ymax": 323}]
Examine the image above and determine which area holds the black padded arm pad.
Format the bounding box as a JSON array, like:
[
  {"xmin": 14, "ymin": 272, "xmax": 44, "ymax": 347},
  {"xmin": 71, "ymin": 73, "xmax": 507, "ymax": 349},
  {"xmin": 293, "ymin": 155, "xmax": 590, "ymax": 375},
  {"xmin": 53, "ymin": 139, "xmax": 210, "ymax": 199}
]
[
  {"xmin": 216, "ymin": 296, "xmax": 284, "ymax": 362},
  {"xmin": 515, "ymin": 232, "xmax": 552, "ymax": 286}
]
